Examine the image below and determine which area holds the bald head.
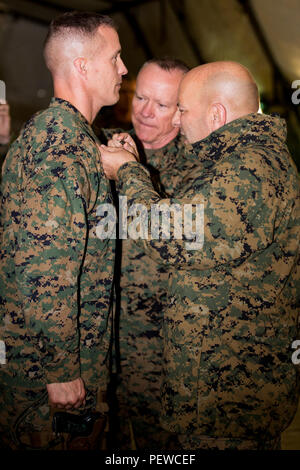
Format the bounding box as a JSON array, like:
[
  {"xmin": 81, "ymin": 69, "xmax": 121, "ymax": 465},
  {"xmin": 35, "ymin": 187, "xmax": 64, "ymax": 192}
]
[
  {"xmin": 174, "ymin": 61, "xmax": 260, "ymax": 143},
  {"xmin": 184, "ymin": 61, "xmax": 259, "ymax": 118},
  {"xmin": 43, "ymin": 11, "xmax": 115, "ymax": 78}
]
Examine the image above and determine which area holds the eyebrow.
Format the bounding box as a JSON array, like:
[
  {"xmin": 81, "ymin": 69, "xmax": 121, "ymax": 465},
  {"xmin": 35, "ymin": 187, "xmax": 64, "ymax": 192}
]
[
  {"xmin": 113, "ymin": 48, "xmax": 121, "ymax": 57},
  {"xmin": 135, "ymin": 89, "xmax": 173, "ymax": 104}
]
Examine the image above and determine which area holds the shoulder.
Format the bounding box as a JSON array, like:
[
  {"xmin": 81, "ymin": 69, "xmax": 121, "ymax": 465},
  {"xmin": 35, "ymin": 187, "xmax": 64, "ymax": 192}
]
[
  {"xmin": 24, "ymin": 105, "xmax": 83, "ymax": 145},
  {"xmin": 19, "ymin": 105, "xmax": 99, "ymax": 171}
]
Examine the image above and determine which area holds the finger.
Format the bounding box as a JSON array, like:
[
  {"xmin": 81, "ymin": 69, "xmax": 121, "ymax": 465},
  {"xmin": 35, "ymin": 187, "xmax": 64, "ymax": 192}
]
[
  {"xmin": 112, "ymin": 132, "xmax": 128, "ymax": 141},
  {"xmin": 72, "ymin": 394, "xmax": 85, "ymax": 409},
  {"xmin": 123, "ymin": 142, "xmax": 137, "ymax": 156},
  {"xmin": 100, "ymin": 145, "xmax": 125, "ymax": 156},
  {"xmin": 124, "ymin": 143, "xmax": 139, "ymax": 159},
  {"xmin": 123, "ymin": 134, "xmax": 134, "ymax": 143},
  {"xmin": 64, "ymin": 404, "xmax": 74, "ymax": 410},
  {"xmin": 73, "ymin": 401, "xmax": 83, "ymax": 409},
  {"xmin": 122, "ymin": 141, "xmax": 136, "ymax": 151},
  {"xmin": 54, "ymin": 403, "xmax": 66, "ymax": 409},
  {"xmin": 107, "ymin": 139, "xmax": 123, "ymax": 148},
  {"xmin": 122, "ymin": 135, "xmax": 136, "ymax": 149},
  {"xmin": 99, "ymin": 144, "xmax": 114, "ymax": 153}
]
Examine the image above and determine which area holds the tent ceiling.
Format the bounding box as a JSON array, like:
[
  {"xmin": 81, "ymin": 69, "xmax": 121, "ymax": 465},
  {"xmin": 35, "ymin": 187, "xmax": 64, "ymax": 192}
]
[
  {"xmin": 0, "ymin": 0, "xmax": 299, "ymax": 87},
  {"xmin": 251, "ymin": 0, "xmax": 300, "ymax": 81},
  {"xmin": 0, "ymin": 0, "xmax": 299, "ymax": 120}
]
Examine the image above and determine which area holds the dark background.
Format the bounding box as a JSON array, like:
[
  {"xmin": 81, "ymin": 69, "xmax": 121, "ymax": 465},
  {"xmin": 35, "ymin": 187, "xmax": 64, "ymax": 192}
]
[{"xmin": 0, "ymin": 0, "xmax": 299, "ymax": 169}]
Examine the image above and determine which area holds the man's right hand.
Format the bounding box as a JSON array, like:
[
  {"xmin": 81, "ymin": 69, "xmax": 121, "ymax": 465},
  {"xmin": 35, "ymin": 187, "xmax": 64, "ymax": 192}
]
[
  {"xmin": 107, "ymin": 132, "xmax": 139, "ymax": 160},
  {"xmin": 99, "ymin": 144, "xmax": 137, "ymax": 181},
  {"xmin": 46, "ymin": 377, "xmax": 86, "ymax": 410}
]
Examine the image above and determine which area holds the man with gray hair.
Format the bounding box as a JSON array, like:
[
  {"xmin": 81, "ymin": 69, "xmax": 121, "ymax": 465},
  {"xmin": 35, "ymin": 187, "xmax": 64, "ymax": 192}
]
[
  {"xmin": 0, "ymin": 10, "xmax": 127, "ymax": 450},
  {"xmin": 103, "ymin": 57, "xmax": 189, "ymax": 449}
]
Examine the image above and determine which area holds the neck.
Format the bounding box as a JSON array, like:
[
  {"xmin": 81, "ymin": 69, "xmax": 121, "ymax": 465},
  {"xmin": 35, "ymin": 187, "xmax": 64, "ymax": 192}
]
[
  {"xmin": 142, "ymin": 127, "xmax": 179, "ymax": 150},
  {"xmin": 53, "ymin": 79, "xmax": 99, "ymax": 124}
]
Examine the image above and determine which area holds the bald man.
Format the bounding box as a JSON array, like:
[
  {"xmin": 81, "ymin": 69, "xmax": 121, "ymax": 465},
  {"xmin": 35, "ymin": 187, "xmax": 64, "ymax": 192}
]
[
  {"xmin": 99, "ymin": 61, "xmax": 300, "ymax": 450},
  {"xmin": 0, "ymin": 11, "xmax": 127, "ymax": 450}
]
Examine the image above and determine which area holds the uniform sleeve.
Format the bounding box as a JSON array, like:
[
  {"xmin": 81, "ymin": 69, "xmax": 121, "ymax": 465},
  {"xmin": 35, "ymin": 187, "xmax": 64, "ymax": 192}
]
[
  {"xmin": 16, "ymin": 155, "xmax": 90, "ymax": 384},
  {"xmin": 116, "ymin": 151, "xmax": 280, "ymax": 270}
]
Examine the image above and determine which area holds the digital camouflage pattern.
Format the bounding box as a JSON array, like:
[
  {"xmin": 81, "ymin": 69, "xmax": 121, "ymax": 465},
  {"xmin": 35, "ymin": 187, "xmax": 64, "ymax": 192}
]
[
  {"xmin": 116, "ymin": 112, "xmax": 300, "ymax": 445},
  {"xmin": 102, "ymin": 128, "xmax": 187, "ymax": 449},
  {"xmin": 0, "ymin": 98, "xmax": 115, "ymax": 447},
  {"xmin": 117, "ymin": 134, "xmax": 188, "ymax": 449},
  {"xmin": 177, "ymin": 433, "xmax": 281, "ymax": 450}
]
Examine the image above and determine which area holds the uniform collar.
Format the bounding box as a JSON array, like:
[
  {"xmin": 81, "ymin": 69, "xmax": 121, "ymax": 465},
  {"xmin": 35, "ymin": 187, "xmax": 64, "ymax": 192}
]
[
  {"xmin": 190, "ymin": 112, "xmax": 287, "ymax": 164},
  {"xmin": 49, "ymin": 97, "xmax": 90, "ymax": 127},
  {"xmin": 49, "ymin": 97, "xmax": 98, "ymax": 143}
]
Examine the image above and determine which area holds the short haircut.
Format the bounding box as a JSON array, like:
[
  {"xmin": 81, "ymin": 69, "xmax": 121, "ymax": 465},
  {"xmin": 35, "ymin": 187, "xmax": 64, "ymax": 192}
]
[
  {"xmin": 142, "ymin": 57, "xmax": 190, "ymax": 74},
  {"xmin": 44, "ymin": 11, "xmax": 115, "ymax": 69}
]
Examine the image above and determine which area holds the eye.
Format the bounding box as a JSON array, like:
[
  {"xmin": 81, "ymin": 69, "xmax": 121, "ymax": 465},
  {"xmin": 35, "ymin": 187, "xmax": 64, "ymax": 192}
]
[{"xmin": 158, "ymin": 103, "xmax": 167, "ymax": 108}]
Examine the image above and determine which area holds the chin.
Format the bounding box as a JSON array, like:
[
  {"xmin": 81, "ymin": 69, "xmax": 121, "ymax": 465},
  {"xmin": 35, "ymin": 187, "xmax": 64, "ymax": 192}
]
[
  {"xmin": 136, "ymin": 132, "xmax": 156, "ymax": 145},
  {"xmin": 135, "ymin": 126, "xmax": 154, "ymax": 141},
  {"xmin": 107, "ymin": 91, "xmax": 120, "ymax": 107},
  {"xmin": 112, "ymin": 94, "xmax": 120, "ymax": 105}
]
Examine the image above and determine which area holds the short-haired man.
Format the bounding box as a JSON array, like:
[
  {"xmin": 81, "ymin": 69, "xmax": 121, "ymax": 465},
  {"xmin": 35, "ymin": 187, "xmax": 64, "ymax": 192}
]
[
  {"xmin": 0, "ymin": 11, "xmax": 127, "ymax": 450},
  {"xmin": 100, "ymin": 61, "xmax": 300, "ymax": 450},
  {"xmin": 103, "ymin": 58, "xmax": 188, "ymax": 449}
]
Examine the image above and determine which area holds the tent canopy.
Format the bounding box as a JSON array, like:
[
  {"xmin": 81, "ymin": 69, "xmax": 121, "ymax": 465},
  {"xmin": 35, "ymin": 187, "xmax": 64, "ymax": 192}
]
[{"xmin": 0, "ymin": 0, "xmax": 299, "ymax": 166}]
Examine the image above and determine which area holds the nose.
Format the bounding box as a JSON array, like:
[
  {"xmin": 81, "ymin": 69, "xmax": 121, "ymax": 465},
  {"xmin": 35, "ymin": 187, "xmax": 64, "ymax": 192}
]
[
  {"xmin": 141, "ymin": 100, "xmax": 154, "ymax": 118},
  {"xmin": 119, "ymin": 57, "xmax": 128, "ymax": 76},
  {"xmin": 172, "ymin": 108, "xmax": 181, "ymax": 128}
]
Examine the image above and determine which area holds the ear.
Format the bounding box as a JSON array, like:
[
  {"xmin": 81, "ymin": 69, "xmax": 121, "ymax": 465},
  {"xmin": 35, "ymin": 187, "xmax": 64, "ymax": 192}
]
[
  {"xmin": 208, "ymin": 103, "xmax": 226, "ymax": 133},
  {"xmin": 73, "ymin": 57, "xmax": 88, "ymax": 78}
]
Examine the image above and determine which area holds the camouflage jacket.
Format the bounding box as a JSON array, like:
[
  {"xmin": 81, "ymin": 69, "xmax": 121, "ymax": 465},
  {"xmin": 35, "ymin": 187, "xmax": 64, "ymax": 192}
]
[
  {"xmin": 144, "ymin": 133, "xmax": 188, "ymax": 197},
  {"xmin": 101, "ymin": 128, "xmax": 187, "ymax": 375},
  {"xmin": 116, "ymin": 113, "xmax": 300, "ymax": 439},
  {"xmin": 0, "ymin": 98, "xmax": 115, "ymax": 389}
]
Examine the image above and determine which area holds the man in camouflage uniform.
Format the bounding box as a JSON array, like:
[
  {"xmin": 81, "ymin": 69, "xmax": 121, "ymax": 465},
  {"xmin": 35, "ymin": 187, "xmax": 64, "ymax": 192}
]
[
  {"xmin": 100, "ymin": 61, "xmax": 300, "ymax": 450},
  {"xmin": 104, "ymin": 58, "xmax": 189, "ymax": 449},
  {"xmin": 0, "ymin": 11, "xmax": 127, "ymax": 450}
]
